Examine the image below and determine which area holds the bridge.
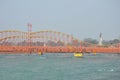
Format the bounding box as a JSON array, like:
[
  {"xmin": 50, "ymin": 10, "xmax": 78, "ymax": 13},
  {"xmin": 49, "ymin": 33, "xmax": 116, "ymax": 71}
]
[{"xmin": 0, "ymin": 29, "xmax": 120, "ymax": 54}]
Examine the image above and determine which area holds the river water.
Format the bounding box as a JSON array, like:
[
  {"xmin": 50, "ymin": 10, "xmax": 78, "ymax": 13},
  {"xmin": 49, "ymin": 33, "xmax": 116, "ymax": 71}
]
[{"xmin": 0, "ymin": 53, "xmax": 120, "ymax": 80}]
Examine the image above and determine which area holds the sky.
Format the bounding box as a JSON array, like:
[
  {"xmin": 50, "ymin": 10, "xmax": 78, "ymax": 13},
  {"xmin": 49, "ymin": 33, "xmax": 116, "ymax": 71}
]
[{"xmin": 0, "ymin": 0, "xmax": 120, "ymax": 40}]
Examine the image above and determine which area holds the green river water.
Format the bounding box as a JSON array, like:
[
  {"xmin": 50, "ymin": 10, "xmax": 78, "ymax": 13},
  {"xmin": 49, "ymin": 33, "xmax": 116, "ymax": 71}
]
[{"xmin": 0, "ymin": 53, "xmax": 120, "ymax": 80}]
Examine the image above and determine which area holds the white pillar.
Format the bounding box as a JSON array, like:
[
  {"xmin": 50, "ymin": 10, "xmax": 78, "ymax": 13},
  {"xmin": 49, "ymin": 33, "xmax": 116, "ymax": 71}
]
[
  {"xmin": 98, "ymin": 33, "xmax": 103, "ymax": 46},
  {"xmin": 99, "ymin": 37, "xmax": 103, "ymax": 45}
]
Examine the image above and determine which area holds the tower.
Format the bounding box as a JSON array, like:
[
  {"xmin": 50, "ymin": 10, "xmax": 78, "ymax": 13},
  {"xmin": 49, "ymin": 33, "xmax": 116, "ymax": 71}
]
[
  {"xmin": 98, "ymin": 33, "xmax": 103, "ymax": 45},
  {"xmin": 27, "ymin": 23, "xmax": 32, "ymax": 50}
]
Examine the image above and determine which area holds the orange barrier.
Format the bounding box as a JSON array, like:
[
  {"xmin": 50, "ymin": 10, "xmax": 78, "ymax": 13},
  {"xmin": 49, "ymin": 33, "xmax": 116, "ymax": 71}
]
[{"xmin": 0, "ymin": 46, "xmax": 120, "ymax": 54}]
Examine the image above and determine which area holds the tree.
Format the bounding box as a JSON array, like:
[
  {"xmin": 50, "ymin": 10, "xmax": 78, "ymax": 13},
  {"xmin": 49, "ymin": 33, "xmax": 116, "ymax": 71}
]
[{"xmin": 84, "ymin": 38, "xmax": 98, "ymax": 44}]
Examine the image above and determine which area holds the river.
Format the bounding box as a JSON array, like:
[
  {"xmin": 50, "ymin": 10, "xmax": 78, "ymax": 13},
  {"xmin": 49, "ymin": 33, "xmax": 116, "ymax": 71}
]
[{"xmin": 0, "ymin": 53, "xmax": 120, "ymax": 80}]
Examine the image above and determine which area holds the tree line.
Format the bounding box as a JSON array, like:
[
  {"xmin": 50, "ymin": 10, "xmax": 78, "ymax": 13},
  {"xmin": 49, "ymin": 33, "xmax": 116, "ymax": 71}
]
[{"xmin": 84, "ymin": 38, "xmax": 120, "ymax": 45}]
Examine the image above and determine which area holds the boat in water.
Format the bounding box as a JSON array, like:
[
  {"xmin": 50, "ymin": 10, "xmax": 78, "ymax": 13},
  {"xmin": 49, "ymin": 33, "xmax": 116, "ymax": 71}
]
[
  {"xmin": 74, "ymin": 52, "xmax": 83, "ymax": 57},
  {"xmin": 38, "ymin": 52, "xmax": 43, "ymax": 55}
]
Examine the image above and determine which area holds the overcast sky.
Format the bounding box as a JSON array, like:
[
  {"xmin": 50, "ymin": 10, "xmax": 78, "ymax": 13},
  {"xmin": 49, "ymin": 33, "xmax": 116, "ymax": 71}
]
[{"xmin": 0, "ymin": 0, "xmax": 120, "ymax": 40}]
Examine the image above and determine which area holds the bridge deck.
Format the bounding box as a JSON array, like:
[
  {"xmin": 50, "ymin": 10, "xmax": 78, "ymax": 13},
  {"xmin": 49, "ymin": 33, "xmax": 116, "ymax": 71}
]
[{"xmin": 0, "ymin": 46, "xmax": 120, "ymax": 54}]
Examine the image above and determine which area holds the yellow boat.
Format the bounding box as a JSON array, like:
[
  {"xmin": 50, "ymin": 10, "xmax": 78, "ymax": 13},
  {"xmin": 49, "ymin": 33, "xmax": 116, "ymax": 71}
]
[
  {"xmin": 92, "ymin": 52, "xmax": 96, "ymax": 55},
  {"xmin": 38, "ymin": 52, "xmax": 43, "ymax": 55},
  {"xmin": 74, "ymin": 52, "xmax": 83, "ymax": 57}
]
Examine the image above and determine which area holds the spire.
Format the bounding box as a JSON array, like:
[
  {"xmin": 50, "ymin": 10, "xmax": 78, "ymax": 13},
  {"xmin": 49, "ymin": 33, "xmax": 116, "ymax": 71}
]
[
  {"xmin": 99, "ymin": 33, "xmax": 102, "ymax": 38},
  {"xmin": 98, "ymin": 33, "xmax": 103, "ymax": 45}
]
